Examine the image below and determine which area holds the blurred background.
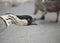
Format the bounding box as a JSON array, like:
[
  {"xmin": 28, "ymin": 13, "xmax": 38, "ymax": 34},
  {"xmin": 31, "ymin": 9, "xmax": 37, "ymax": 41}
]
[{"xmin": 0, "ymin": 0, "xmax": 33, "ymax": 6}]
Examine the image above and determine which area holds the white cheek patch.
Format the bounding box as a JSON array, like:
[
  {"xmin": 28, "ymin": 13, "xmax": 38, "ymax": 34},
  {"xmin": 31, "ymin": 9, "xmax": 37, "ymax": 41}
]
[{"xmin": 0, "ymin": 15, "xmax": 12, "ymax": 26}]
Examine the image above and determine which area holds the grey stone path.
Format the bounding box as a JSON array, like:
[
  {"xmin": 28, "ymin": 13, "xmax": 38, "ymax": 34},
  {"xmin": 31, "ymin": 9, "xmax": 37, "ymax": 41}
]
[{"xmin": 0, "ymin": 3, "xmax": 60, "ymax": 43}]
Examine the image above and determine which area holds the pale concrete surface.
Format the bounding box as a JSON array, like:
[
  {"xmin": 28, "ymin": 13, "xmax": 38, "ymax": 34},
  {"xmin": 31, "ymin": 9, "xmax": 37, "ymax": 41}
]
[{"xmin": 0, "ymin": 3, "xmax": 60, "ymax": 43}]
